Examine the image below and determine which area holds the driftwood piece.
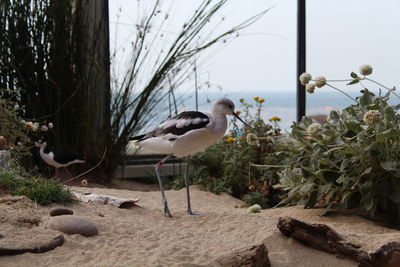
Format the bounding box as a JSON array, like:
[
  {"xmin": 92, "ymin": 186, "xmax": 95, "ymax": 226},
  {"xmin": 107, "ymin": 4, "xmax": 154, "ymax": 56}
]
[
  {"xmin": 277, "ymin": 216, "xmax": 400, "ymax": 267},
  {"xmin": 359, "ymin": 242, "xmax": 400, "ymax": 267},
  {"xmin": 72, "ymin": 192, "xmax": 139, "ymax": 208},
  {"xmin": 0, "ymin": 235, "xmax": 64, "ymax": 256},
  {"xmin": 214, "ymin": 243, "xmax": 270, "ymax": 267},
  {"xmin": 277, "ymin": 216, "xmax": 365, "ymax": 261}
]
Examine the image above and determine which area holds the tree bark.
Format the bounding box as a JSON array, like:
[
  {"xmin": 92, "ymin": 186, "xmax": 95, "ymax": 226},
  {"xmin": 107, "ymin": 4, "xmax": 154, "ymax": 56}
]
[{"xmin": 72, "ymin": 0, "xmax": 111, "ymax": 181}]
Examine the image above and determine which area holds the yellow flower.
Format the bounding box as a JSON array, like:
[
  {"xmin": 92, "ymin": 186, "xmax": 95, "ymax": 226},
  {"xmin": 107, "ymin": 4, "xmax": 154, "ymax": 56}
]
[
  {"xmin": 226, "ymin": 137, "xmax": 234, "ymax": 143},
  {"xmin": 252, "ymin": 96, "xmax": 259, "ymax": 101},
  {"xmin": 258, "ymin": 98, "xmax": 265, "ymax": 103},
  {"xmin": 269, "ymin": 116, "xmax": 281, "ymax": 122}
]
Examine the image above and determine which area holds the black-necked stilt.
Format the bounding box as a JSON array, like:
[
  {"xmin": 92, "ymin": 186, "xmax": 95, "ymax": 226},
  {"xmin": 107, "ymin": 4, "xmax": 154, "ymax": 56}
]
[
  {"xmin": 35, "ymin": 139, "xmax": 85, "ymax": 180},
  {"xmin": 130, "ymin": 98, "xmax": 251, "ymax": 217}
]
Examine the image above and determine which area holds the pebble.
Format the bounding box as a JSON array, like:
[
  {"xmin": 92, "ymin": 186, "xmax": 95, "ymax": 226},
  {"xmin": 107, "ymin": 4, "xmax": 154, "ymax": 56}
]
[
  {"xmin": 49, "ymin": 207, "xmax": 74, "ymax": 217},
  {"xmin": 247, "ymin": 204, "xmax": 262, "ymax": 213}
]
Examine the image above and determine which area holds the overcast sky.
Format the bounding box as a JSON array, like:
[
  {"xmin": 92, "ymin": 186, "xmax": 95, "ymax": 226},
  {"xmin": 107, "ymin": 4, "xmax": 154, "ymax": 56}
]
[{"xmin": 109, "ymin": 0, "xmax": 400, "ymax": 96}]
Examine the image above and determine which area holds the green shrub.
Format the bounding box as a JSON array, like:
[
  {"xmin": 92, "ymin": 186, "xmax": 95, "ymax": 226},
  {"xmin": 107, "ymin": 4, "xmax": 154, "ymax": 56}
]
[
  {"xmin": 0, "ymin": 91, "xmax": 30, "ymax": 151},
  {"xmin": 0, "ymin": 89, "xmax": 52, "ymax": 170},
  {"xmin": 275, "ymin": 66, "xmax": 400, "ymax": 224},
  {"xmin": 0, "ymin": 169, "xmax": 75, "ymax": 205}
]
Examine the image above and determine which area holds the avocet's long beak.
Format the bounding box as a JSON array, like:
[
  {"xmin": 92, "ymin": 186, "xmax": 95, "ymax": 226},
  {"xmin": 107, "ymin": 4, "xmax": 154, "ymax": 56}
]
[{"xmin": 233, "ymin": 113, "xmax": 254, "ymax": 129}]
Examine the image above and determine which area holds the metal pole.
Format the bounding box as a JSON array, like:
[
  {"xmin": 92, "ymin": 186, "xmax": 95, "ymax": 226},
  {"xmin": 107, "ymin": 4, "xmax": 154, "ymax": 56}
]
[
  {"xmin": 297, "ymin": 0, "xmax": 306, "ymax": 122},
  {"xmin": 194, "ymin": 59, "xmax": 199, "ymax": 111}
]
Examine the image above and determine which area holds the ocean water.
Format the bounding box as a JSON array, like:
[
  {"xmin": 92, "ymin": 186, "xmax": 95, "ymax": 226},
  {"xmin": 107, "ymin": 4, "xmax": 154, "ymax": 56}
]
[
  {"xmin": 178, "ymin": 90, "xmax": 364, "ymax": 130},
  {"xmin": 137, "ymin": 89, "xmax": 400, "ymax": 132}
]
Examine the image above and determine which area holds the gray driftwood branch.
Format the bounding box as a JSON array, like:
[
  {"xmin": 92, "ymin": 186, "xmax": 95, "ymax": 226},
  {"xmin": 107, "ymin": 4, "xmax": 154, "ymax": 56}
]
[
  {"xmin": 277, "ymin": 216, "xmax": 400, "ymax": 267},
  {"xmin": 0, "ymin": 235, "xmax": 64, "ymax": 256}
]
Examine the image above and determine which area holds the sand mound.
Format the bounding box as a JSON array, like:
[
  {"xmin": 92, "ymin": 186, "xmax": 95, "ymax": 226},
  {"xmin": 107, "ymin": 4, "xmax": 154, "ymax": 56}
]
[{"xmin": 1, "ymin": 185, "xmax": 400, "ymax": 266}]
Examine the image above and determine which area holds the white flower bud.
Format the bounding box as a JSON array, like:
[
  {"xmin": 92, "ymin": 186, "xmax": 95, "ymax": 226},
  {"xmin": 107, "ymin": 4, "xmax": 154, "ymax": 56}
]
[
  {"xmin": 299, "ymin": 73, "xmax": 312, "ymax": 85},
  {"xmin": 363, "ymin": 110, "xmax": 382, "ymax": 126},
  {"xmin": 315, "ymin": 76, "xmax": 327, "ymax": 88},
  {"xmin": 246, "ymin": 133, "xmax": 258, "ymax": 145},
  {"xmin": 48, "ymin": 122, "xmax": 54, "ymax": 129},
  {"xmin": 307, "ymin": 123, "xmax": 321, "ymax": 136},
  {"xmin": 359, "ymin": 64, "xmax": 373, "ymax": 76},
  {"xmin": 306, "ymin": 83, "xmax": 316, "ymax": 93},
  {"xmin": 32, "ymin": 123, "xmax": 39, "ymax": 132}
]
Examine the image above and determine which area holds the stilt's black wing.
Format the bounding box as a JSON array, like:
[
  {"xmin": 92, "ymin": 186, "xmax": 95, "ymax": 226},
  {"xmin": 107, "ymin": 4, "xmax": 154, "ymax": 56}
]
[{"xmin": 47, "ymin": 148, "xmax": 85, "ymax": 164}]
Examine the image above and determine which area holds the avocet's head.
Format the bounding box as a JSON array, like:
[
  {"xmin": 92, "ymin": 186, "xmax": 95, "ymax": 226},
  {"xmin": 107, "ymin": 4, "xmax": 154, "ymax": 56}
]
[
  {"xmin": 34, "ymin": 139, "xmax": 47, "ymax": 148},
  {"xmin": 212, "ymin": 98, "xmax": 236, "ymax": 115},
  {"xmin": 212, "ymin": 98, "xmax": 253, "ymax": 128}
]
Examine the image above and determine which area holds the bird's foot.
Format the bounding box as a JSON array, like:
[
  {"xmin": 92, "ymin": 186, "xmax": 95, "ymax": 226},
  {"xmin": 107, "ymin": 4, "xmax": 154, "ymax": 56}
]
[
  {"xmin": 164, "ymin": 203, "xmax": 173, "ymax": 218},
  {"xmin": 187, "ymin": 210, "xmax": 200, "ymax": 216}
]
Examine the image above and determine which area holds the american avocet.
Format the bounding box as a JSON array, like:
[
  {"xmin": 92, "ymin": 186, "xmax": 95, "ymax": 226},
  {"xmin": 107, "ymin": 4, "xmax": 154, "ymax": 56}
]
[
  {"xmin": 130, "ymin": 98, "xmax": 251, "ymax": 217},
  {"xmin": 35, "ymin": 139, "xmax": 85, "ymax": 180}
]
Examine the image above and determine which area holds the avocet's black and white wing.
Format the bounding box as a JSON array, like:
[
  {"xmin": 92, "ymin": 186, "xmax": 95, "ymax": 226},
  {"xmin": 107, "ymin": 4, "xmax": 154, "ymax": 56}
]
[
  {"xmin": 131, "ymin": 111, "xmax": 211, "ymax": 142},
  {"xmin": 130, "ymin": 111, "xmax": 212, "ymax": 157}
]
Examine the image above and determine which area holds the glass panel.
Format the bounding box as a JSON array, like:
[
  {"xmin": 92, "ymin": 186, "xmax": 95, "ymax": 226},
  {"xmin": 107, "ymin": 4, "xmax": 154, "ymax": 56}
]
[{"xmin": 307, "ymin": 0, "xmax": 400, "ymax": 121}]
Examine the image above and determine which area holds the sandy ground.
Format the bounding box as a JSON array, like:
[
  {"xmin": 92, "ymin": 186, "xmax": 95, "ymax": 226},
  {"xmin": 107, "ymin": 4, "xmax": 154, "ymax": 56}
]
[{"xmin": 1, "ymin": 185, "xmax": 400, "ymax": 267}]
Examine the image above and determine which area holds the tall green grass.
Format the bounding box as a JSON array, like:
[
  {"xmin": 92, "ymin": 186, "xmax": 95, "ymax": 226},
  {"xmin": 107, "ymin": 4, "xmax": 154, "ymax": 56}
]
[{"xmin": 0, "ymin": 169, "xmax": 75, "ymax": 205}]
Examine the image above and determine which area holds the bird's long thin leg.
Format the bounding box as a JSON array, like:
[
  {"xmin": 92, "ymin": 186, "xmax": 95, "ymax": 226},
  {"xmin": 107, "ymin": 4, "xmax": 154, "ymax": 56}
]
[
  {"xmin": 184, "ymin": 156, "xmax": 198, "ymax": 215},
  {"xmin": 155, "ymin": 155, "xmax": 172, "ymax": 217},
  {"xmin": 64, "ymin": 167, "xmax": 74, "ymax": 178},
  {"xmin": 54, "ymin": 168, "xmax": 61, "ymax": 182},
  {"xmin": 55, "ymin": 168, "xmax": 60, "ymax": 178}
]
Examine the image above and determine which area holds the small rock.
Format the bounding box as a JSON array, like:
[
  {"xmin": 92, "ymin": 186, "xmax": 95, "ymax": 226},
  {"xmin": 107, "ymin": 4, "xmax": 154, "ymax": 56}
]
[
  {"xmin": 47, "ymin": 215, "xmax": 98, "ymax": 237},
  {"xmin": 49, "ymin": 207, "xmax": 74, "ymax": 217},
  {"xmin": 247, "ymin": 204, "xmax": 262, "ymax": 213}
]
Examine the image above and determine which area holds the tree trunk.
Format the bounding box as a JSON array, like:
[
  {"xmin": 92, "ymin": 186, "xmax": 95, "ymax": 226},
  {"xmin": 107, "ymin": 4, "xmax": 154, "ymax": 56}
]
[{"xmin": 72, "ymin": 0, "xmax": 111, "ymax": 181}]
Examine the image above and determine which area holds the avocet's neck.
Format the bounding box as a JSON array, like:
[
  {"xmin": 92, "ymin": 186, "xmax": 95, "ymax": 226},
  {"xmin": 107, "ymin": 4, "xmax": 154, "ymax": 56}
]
[{"xmin": 211, "ymin": 111, "xmax": 228, "ymax": 133}]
